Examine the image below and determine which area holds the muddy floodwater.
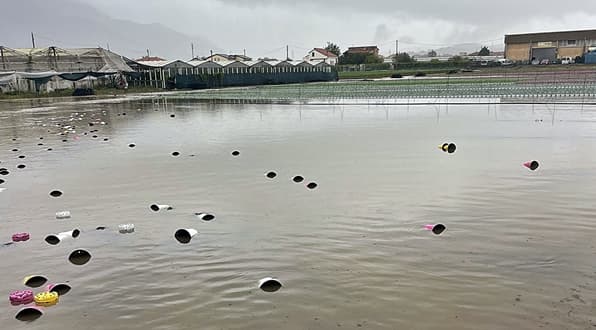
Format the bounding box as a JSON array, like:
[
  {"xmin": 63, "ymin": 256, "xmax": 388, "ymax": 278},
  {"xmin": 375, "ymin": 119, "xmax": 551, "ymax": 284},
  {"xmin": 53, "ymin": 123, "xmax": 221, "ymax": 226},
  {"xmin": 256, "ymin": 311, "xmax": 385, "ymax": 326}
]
[{"xmin": 1, "ymin": 96, "xmax": 596, "ymax": 330}]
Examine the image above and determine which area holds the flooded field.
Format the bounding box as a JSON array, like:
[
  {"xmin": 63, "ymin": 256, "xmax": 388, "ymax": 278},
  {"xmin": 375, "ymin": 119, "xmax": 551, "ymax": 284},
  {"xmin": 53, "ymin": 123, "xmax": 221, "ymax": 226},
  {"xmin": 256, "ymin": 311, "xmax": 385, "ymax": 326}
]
[{"xmin": 1, "ymin": 95, "xmax": 596, "ymax": 330}]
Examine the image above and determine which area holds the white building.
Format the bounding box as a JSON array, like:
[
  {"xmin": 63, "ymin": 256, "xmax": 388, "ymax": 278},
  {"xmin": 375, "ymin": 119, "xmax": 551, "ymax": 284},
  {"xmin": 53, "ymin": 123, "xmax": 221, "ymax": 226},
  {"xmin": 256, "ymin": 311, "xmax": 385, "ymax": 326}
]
[{"xmin": 303, "ymin": 48, "xmax": 338, "ymax": 65}]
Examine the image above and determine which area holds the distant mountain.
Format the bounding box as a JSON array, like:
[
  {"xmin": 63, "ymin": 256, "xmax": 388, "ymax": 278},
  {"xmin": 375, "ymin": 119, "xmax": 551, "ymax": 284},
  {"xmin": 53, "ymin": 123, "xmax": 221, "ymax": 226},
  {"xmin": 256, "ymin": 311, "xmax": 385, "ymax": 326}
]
[
  {"xmin": 431, "ymin": 43, "xmax": 504, "ymax": 56},
  {"xmin": 0, "ymin": 0, "xmax": 215, "ymax": 60}
]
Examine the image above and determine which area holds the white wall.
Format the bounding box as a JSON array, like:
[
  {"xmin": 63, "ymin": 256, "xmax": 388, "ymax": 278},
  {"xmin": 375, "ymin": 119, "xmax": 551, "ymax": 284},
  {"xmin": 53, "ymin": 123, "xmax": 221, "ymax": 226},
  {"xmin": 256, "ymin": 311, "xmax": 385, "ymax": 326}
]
[{"xmin": 303, "ymin": 50, "xmax": 338, "ymax": 65}]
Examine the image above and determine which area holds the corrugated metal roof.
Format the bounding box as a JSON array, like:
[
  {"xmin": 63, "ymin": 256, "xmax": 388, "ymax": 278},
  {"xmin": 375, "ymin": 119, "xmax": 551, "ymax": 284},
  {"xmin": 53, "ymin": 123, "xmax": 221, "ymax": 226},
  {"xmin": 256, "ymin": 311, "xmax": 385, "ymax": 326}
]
[
  {"xmin": 136, "ymin": 60, "xmax": 192, "ymax": 68},
  {"xmin": 221, "ymin": 60, "xmax": 249, "ymax": 68},
  {"xmin": 505, "ymin": 29, "xmax": 596, "ymax": 44},
  {"xmin": 0, "ymin": 47, "xmax": 133, "ymax": 72}
]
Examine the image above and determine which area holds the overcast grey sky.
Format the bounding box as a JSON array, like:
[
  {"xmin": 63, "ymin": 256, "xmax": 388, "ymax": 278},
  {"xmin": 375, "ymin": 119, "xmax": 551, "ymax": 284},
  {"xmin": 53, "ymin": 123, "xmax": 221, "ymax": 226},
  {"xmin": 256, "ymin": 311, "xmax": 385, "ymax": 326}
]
[
  {"xmin": 76, "ymin": 0, "xmax": 596, "ymax": 58},
  {"xmin": 5, "ymin": 0, "xmax": 596, "ymax": 59}
]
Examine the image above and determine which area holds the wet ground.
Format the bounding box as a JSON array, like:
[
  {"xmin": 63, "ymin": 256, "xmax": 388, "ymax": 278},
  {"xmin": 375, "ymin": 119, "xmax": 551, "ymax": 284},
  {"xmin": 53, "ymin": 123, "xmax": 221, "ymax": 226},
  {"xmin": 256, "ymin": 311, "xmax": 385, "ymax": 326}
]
[{"xmin": 1, "ymin": 96, "xmax": 596, "ymax": 329}]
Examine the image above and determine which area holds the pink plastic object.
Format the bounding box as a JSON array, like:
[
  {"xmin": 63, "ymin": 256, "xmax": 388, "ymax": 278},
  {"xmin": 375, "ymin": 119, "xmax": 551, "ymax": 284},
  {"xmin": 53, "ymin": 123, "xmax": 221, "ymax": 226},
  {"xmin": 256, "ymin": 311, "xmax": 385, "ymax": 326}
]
[
  {"xmin": 423, "ymin": 224, "xmax": 446, "ymax": 235},
  {"xmin": 12, "ymin": 233, "xmax": 30, "ymax": 242},
  {"xmin": 523, "ymin": 161, "xmax": 539, "ymax": 171},
  {"xmin": 9, "ymin": 290, "xmax": 34, "ymax": 305}
]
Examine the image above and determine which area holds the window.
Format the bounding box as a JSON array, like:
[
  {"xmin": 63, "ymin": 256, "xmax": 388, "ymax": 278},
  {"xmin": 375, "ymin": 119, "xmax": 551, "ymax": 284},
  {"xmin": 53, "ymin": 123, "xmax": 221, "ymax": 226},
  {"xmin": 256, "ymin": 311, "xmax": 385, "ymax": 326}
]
[
  {"xmin": 567, "ymin": 40, "xmax": 576, "ymax": 46},
  {"xmin": 312, "ymin": 52, "xmax": 315, "ymax": 57}
]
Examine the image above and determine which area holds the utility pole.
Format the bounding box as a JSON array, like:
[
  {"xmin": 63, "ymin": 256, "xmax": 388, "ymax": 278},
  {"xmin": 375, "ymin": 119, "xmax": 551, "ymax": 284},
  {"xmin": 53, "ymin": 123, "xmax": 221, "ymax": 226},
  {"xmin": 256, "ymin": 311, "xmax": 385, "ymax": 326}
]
[
  {"xmin": 147, "ymin": 49, "xmax": 150, "ymax": 57},
  {"xmin": 31, "ymin": 32, "xmax": 36, "ymax": 48},
  {"xmin": 394, "ymin": 39, "xmax": 399, "ymax": 68},
  {"xmin": 243, "ymin": 49, "xmax": 246, "ymax": 57},
  {"xmin": 191, "ymin": 43, "xmax": 195, "ymax": 59},
  {"xmin": 286, "ymin": 45, "xmax": 289, "ymax": 61},
  {"xmin": 0, "ymin": 47, "xmax": 5, "ymax": 70},
  {"xmin": 210, "ymin": 49, "xmax": 213, "ymax": 61}
]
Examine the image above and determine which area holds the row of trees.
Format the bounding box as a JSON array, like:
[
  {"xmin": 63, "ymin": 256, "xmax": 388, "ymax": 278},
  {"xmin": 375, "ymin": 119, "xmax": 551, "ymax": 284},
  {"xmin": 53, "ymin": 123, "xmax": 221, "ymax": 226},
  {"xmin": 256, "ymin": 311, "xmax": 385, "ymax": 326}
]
[{"xmin": 324, "ymin": 42, "xmax": 492, "ymax": 65}]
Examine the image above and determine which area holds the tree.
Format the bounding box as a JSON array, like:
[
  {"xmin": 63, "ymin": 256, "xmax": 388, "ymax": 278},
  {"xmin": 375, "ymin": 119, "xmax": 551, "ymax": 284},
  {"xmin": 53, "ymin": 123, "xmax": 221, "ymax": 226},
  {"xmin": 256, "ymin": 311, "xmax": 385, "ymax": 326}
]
[
  {"xmin": 325, "ymin": 42, "xmax": 341, "ymax": 57},
  {"xmin": 478, "ymin": 46, "xmax": 490, "ymax": 56},
  {"xmin": 394, "ymin": 52, "xmax": 414, "ymax": 63},
  {"xmin": 428, "ymin": 49, "xmax": 437, "ymax": 57},
  {"xmin": 365, "ymin": 54, "xmax": 383, "ymax": 64},
  {"xmin": 448, "ymin": 55, "xmax": 469, "ymax": 64}
]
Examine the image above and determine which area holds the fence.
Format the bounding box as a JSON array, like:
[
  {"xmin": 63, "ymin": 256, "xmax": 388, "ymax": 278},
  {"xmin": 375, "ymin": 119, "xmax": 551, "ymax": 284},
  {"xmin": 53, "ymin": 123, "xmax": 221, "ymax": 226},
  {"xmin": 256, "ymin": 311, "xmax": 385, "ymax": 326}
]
[{"xmin": 172, "ymin": 71, "xmax": 596, "ymax": 105}]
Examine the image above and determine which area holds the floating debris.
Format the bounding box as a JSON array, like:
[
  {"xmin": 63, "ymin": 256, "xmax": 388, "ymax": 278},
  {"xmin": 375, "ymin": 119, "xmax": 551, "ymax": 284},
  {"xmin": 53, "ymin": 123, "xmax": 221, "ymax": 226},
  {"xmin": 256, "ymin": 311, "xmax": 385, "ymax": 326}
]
[
  {"xmin": 68, "ymin": 249, "xmax": 91, "ymax": 266},
  {"xmin": 47, "ymin": 283, "xmax": 71, "ymax": 296},
  {"xmin": 266, "ymin": 171, "xmax": 277, "ymax": 179},
  {"xmin": 292, "ymin": 176, "xmax": 304, "ymax": 183},
  {"xmin": 55, "ymin": 211, "xmax": 71, "ymax": 220},
  {"xmin": 306, "ymin": 182, "xmax": 318, "ymax": 190},
  {"xmin": 12, "ymin": 232, "xmax": 30, "ymax": 242},
  {"xmin": 23, "ymin": 275, "xmax": 48, "ymax": 288},
  {"xmin": 49, "ymin": 190, "xmax": 63, "ymax": 197},
  {"xmin": 232, "ymin": 150, "xmax": 240, "ymax": 156},
  {"xmin": 439, "ymin": 143, "xmax": 457, "ymax": 154},
  {"xmin": 17, "ymin": 164, "xmax": 26, "ymax": 169},
  {"xmin": 128, "ymin": 143, "xmax": 136, "ymax": 148},
  {"xmin": 174, "ymin": 228, "xmax": 198, "ymax": 244},
  {"xmin": 18, "ymin": 155, "xmax": 26, "ymax": 159},
  {"xmin": 0, "ymin": 179, "xmax": 4, "ymax": 184},
  {"xmin": 258, "ymin": 277, "xmax": 282, "ymax": 292},
  {"xmin": 118, "ymin": 224, "xmax": 135, "ymax": 234},
  {"xmin": 523, "ymin": 161, "xmax": 539, "ymax": 171},
  {"xmin": 45, "ymin": 229, "xmax": 80, "ymax": 245},
  {"xmin": 150, "ymin": 204, "xmax": 173, "ymax": 212},
  {"xmin": 47, "ymin": 148, "xmax": 53, "ymax": 151},
  {"xmin": 95, "ymin": 226, "xmax": 107, "ymax": 231},
  {"xmin": 34, "ymin": 291, "xmax": 59, "ymax": 307},
  {"xmin": 424, "ymin": 224, "xmax": 446, "ymax": 235},
  {"xmin": 15, "ymin": 306, "xmax": 43, "ymax": 322},
  {"xmin": 172, "ymin": 152, "xmax": 180, "ymax": 157},
  {"xmin": 170, "ymin": 114, "xmax": 176, "ymax": 118},
  {"xmin": 195, "ymin": 212, "xmax": 215, "ymax": 221},
  {"xmin": 1, "ymin": 169, "xmax": 10, "ymax": 175},
  {"xmin": 9, "ymin": 290, "xmax": 34, "ymax": 305}
]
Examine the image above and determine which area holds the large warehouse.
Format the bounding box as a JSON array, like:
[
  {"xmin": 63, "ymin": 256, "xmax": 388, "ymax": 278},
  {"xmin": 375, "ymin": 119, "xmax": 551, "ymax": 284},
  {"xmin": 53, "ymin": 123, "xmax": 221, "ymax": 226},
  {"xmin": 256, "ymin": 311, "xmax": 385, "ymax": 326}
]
[{"xmin": 505, "ymin": 29, "xmax": 596, "ymax": 63}]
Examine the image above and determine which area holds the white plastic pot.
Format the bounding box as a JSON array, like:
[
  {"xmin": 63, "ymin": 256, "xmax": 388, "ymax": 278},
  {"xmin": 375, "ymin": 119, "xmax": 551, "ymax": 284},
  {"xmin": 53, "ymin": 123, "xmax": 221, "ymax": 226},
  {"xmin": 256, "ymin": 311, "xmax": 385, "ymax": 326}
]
[
  {"xmin": 150, "ymin": 204, "xmax": 173, "ymax": 212},
  {"xmin": 174, "ymin": 228, "xmax": 198, "ymax": 244},
  {"xmin": 258, "ymin": 277, "xmax": 282, "ymax": 292},
  {"xmin": 45, "ymin": 229, "xmax": 80, "ymax": 245}
]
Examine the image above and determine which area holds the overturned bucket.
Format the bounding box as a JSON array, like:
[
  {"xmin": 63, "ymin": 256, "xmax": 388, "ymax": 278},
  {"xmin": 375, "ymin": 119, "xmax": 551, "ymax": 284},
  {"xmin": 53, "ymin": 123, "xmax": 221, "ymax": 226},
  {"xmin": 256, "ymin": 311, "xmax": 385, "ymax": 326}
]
[
  {"xmin": 174, "ymin": 229, "xmax": 198, "ymax": 244},
  {"xmin": 45, "ymin": 229, "xmax": 80, "ymax": 245},
  {"xmin": 424, "ymin": 224, "xmax": 446, "ymax": 235},
  {"xmin": 258, "ymin": 277, "xmax": 282, "ymax": 292},
  {"xmin": 15, "ymin": 306, "xmax": 43, "ymax": 322}
]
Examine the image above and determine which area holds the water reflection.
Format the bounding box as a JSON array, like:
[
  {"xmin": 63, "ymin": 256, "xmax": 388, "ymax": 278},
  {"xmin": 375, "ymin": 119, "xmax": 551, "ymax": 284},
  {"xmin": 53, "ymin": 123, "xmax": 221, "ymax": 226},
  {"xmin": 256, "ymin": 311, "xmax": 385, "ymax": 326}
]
[{"xmin": 0, "ymin": 97, "xmax": 596, "ymax": 329}]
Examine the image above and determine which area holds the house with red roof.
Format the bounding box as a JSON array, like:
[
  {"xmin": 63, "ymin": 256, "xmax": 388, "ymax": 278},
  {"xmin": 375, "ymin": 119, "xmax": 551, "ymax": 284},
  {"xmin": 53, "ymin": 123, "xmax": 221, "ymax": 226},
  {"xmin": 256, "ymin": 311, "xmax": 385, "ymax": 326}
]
[{"xmin": 303, "ymin": 48, "xmax": 338, "ymax": 65}]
